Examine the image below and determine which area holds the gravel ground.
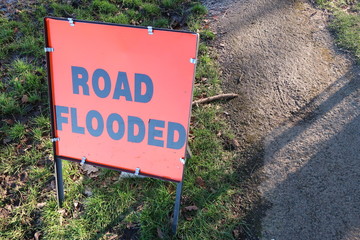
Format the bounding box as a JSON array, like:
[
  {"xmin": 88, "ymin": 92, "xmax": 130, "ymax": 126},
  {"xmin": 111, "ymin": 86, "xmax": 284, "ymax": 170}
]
[{"xmin": 201, "ymin": 0, "xmax": 360, "ymax": 239}]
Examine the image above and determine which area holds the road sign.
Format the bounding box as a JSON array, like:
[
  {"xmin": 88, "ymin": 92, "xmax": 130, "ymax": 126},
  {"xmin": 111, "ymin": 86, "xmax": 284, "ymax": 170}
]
[{"xmin": 45, "ymin": 17, "xmax": 198, "ymax": 182}]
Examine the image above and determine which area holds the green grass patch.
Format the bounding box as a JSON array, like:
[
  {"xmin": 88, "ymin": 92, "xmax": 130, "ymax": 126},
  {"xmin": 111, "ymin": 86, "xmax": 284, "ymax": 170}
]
[
  {"xmin": 8, "ymin": 122, "xmax": 27, "ymax": 141},
  {"xmin": 0, "ymin": 1, "xmax": 241, "ymax": 239},
  {"xmin": 316, "ymin": 0, "xmax": 360, "ymax": 62},
  {"xmin": 331, "ymin": 12, "xmax": 360, "ymax": 61}
]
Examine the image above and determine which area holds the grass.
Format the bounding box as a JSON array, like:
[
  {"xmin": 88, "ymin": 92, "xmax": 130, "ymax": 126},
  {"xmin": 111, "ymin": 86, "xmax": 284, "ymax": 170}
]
[
  {"xmin": 2, "ymin": 0, "xmax": 357, "ymax": 239},
  {"xmin": 0, "ymin": 0, "xmax": 241, "ymax": 239},
  {"xmin": 315, "ymin": 0, "xmax": 360, "ymax": 62}
]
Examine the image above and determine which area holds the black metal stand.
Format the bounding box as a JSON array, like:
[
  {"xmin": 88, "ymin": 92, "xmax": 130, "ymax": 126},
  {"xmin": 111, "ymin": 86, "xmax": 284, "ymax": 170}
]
[
  {"xmin": 53, "ymin": 148, "xmax": 191, "ymax": 232},
  {"xmin": 171, "ymin": 144, "xmax": 191, "ymax": 234},
  {"xmin": 54, "ymin": 157, "xmax": 64, "ymax": 208},
  {"xmin": 172, "ymin": 181, "xmax": 183, "ymax": 233}
]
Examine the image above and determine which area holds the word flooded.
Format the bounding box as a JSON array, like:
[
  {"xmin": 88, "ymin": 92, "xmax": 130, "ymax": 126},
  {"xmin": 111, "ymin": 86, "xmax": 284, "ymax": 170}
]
[{"xmin": 55, "ymin": 66, "xmax": 187, "ymax": 150}]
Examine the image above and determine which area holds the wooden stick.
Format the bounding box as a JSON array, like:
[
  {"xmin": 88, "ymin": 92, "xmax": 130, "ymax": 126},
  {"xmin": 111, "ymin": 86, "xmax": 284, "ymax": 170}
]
[{"xmin": 192, "ymin": 93, "xmax": 239, "ymax": 106}]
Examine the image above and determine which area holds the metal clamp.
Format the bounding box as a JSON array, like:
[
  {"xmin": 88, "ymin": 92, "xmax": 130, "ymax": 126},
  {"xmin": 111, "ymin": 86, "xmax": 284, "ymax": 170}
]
[
  {"xmin": 190, "ymin": 58, "xmax": 197, "ymax": 64},
  {"xmin": 51, "ymin": 137, "xmax": 60, "ymax": 142},
  {"xmin": 179, "ymin": 157, "xmax": 186, "ymax": 165},
  {"xmin": 68, "ymin": 18, "xmax": 75, "ymax": 26},
  {"xmin": 44, "ymin": 47, "xmax": 54, "ymax": 52},
  {"xmin": 134, "ymin": 168, "xmax": 140, "ymax": 175},
  {"xmin": 147, "ymin": 26, "xmax": 153, "ymax": 35},
  {"xmin": 80, "ymin": 157, "xmax": 86, "ymax": 165}
]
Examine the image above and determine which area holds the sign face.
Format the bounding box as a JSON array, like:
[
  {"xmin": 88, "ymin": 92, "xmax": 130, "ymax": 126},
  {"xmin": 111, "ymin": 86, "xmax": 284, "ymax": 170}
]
[{"xmin": 45, "ymin": 17, "xmax": 198, "ymax": 182}]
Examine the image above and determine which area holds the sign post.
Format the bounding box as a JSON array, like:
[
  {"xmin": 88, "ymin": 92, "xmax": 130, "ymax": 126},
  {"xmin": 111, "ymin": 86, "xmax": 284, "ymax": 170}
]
[{"xmin": 44, "ymin": 17, "xmax": 198, "ymax": 233}]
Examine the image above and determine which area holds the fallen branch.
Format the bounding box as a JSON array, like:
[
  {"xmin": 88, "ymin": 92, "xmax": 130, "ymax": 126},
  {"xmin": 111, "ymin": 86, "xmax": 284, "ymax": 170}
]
[{"xmin": 192, "ymin": 93, "xmax": 239, "ymax": 106}]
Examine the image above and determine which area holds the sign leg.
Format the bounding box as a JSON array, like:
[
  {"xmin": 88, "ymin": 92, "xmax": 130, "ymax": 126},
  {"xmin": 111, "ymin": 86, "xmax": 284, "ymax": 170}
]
[
  {"xmin": 54, "ymin": 157, "xmax": 64, "ymax": 208},
  {"xmin": 172, "ymin": 181, "xmax": 183, "ymax": 234}
]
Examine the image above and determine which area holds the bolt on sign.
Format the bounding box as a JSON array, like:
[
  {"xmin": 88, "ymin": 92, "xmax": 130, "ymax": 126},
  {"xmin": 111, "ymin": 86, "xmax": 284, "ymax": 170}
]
[{"xmin": 45, "ymin": 17, "xmax": 198, "ymax": 182}]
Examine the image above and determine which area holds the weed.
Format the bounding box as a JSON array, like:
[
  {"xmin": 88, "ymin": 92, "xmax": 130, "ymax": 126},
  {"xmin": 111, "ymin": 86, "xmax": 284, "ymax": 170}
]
[
  {"xmin": 126, "ymin": 9, "xmax": 142, "ymax": 24},
  {"xmin": 191, "ymin": 3, "xmax": 207, "ymax": 15},
  {"xmin": 32, "ymin": 128, "xmax": 43, "ymax": 143},
  {"xmin": 8, "ymin": 122, "xmax": 26, "ymax": 141},
  {"xmin": 0, "ymin": 93, "xmax": 22, "ymax": 115},
  {"xmin": 92, "ymin": 0, "xmax": 118, "ymax": 14},
  {"xmin": 153, "ymin": 17, "xmax": 169, "ymax": 27},
  {"xmin": 103, "ymin": 13, "xmax": 130, "ymax": 24},
  {"xmin": 11, "ymin": 59, "xmax": 32, "ymax": 74},
  {"xmin": 122, "ymin": 0, "xmax": 143, "ymax": 8},
  {"xmin": 161, "ymin": 0, "xmax": 179, "ymax": 9},
  {"xmin": 200, "ymin": 29, "xmax": 216, "ymax": 41},
  {"xmin": 32, "ymin": 115, "xmax": 50, "ymax": 130},
  {"xmin": 141, "ymin": 3, "xmax": 161, "ymax": 17}
]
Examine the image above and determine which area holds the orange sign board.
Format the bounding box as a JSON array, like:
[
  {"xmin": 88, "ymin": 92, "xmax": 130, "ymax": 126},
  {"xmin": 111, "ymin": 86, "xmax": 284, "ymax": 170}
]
[{"xmin": 45, "ymin": 17, "xmax": 198, "ymax": 182}]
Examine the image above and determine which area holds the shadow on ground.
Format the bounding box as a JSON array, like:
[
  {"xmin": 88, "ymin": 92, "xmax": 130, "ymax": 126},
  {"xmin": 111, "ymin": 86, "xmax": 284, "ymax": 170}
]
[{"xmin": 260, "ymin": 67, "xmax": 360, "ymax": 239}]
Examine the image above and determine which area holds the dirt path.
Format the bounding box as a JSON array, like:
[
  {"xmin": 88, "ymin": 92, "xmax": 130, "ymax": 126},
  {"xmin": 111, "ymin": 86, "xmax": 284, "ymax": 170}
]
[{"xmin": 202, "ymin": 0, "xmax": 360, "ymax": 239}]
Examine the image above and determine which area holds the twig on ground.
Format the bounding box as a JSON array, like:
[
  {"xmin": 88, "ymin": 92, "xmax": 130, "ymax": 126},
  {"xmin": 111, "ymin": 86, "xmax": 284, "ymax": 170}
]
[{"xmin": 192, "ymin": 93, "xmax": 239, "ymax": 106}]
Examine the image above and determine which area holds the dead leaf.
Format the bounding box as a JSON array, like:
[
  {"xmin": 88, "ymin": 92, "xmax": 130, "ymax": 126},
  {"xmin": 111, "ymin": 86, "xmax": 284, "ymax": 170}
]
[
  {"xmin": 50, "ymin": 180, "xmax": 56, "ymax": 190},
  {"xmin": 0, "ymin": 208, "xmax": 10, "ymax": 218},
  {"xmin": 2, "ymin": 119, "xmax": 14, "ymax": 125},
  {"xmin": 184, "ymin": 205, "xmax": 198, "ymax": 211},
  {"xmin": 23, "ymin": 144, "xmax": 32, "ymax": 151},
  {"xmin": 126, "ymin": 222, "xmax": 137, "ymax": 228},
  {"xmin": 34, "ymin": 231, "xmax": 41, "ymax": 240},
  {"xmin": 185, "ymin": 216, "xmax": 193, "ymax": 221},
  {"xmin": 81, "ymin": 164, "xmax": 99, "ymax": 175},
  {"xmin": 48, "ymin": 155, "xmax": 54, "ymax": 161},
  {"xmin": 3, "ymin": 138, "xmax": 11, "ymax": 144},
  {"xmin": 84, "ymin": 187, "xmax": 92, "ymax": 196},
  {"xmin": 57, "ymin": 208, "xmax": 66, "ymax": 216},
  {"xmin": 232, "ymin": 139, "xmax": 240, "ymax": 148},
  {"xmin": 20, "ymin": 172, "xmax": 28, "ymax": 181},
  {"xmin": 103, "ymin": 232, "xmax": 118, "ymax": 240},
  {"xmin": 196, "ymin": 176, "xmax": 206, "ymax": 188},
  {"xmin": 88, "ymin": 173, "xmax": 96, "ymax": 178},
  {"xmin": 21, "ymin": 95, "xmax": 29, "ymax": 103},
  {"xmin": 5, "ymin": 205, "xmax": 12, "ymax": 211},
  {"xmin": 157, "ymin": 227, "xmax": 164, "ymax": 239},
  {"xmin": 37, "ymin": 144, "xmax": 45, "ymax": 150},
  {"xmin": 36, "ymin": 202, "xmax": 46, "ymax": 208},
  {"xmin": 233, "ymin": 229, "xmax": 240, "ymax": 238}
]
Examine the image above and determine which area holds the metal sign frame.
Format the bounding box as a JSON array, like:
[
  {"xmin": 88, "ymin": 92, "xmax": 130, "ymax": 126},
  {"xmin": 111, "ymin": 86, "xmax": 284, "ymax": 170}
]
[{"xmin": 44, "ymin": 17, "xmax": 198, "ymax": 233}]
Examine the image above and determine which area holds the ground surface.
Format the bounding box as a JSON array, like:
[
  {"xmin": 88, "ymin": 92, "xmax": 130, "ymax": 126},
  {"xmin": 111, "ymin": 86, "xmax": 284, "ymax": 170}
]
[{"xmin": 202, "ymin": 0, "xmax": 360, "ymax": 239}]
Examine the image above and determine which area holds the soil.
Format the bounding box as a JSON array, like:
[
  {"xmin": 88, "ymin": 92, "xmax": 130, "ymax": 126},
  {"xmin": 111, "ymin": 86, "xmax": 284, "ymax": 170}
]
[{"xmin": 201, "ymin": 0, "xmax": 360, "ymax": 239}]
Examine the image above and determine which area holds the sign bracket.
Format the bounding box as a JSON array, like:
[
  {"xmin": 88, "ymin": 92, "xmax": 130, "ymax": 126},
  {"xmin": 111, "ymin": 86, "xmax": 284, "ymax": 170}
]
[
  {"xmin": 80, "ymin": 156, "xmax": 87, "ymax": 165},
  {"xmin": 190, "ymin": 58, "xmax": 197, "ymax": 64},
  {"xmin": 147, "ymin": 26, "xmax": 153, "ymax": 35},
  {"xmin": 68, "ymin": 18, "xmax": 75, "ymax": 26},
  {"xmin": 44, "ymin": 47, "xmax": 54, "ymax": 52}
]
